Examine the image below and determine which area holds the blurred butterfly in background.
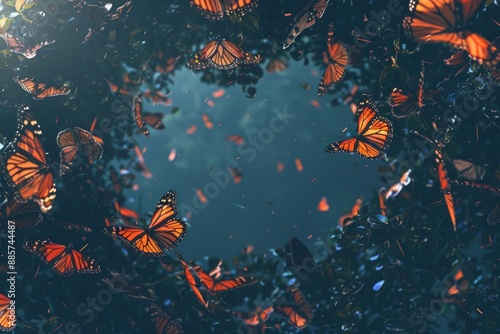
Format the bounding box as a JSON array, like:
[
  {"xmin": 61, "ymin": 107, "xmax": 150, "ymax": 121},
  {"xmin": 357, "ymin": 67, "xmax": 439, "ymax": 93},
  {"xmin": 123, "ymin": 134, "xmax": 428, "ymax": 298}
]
[
  {"xmin": 283, "ymin": 0, "xmax": 329, "ymax": 49},
  {"xmin": 133, "ymin": 93, "xmax": 152, "ymax": 137},
  {"xmin": 186, "ymin": 37, "xmax": 262, "ymax": 70},
  {"xmin": 277, "ymin": 286, "xmax": 314, "ymax": 329},
  {"xmin": 403, "ymin": 0, "xmax": 500, "ymax": 66},
  {"xmin": 233, "ymin": 306, "xmax": 274, "ymax": 328},
  {"xmin": 0, "ymin": 30, "xmax": 54, "ymax": 59},
  {"xmin": 23, "ymin": 240, "xmax": 101, "ymax": 276},
  {"xmin": 193, "ymin": 262, "xmax": 257, "ymax": 293},
  {"xmin": 452, "ymin": 159, "xmax": 486, "ymax": 181},
  {"xmin": 1, "ymin": 106, "xmax": 57, "ymax": 213},
  {"xmin": 389, "ymin": 63, "xmax": 424, "ymax": 118},
  {"xmin": 0, "ymin": 197, "xmax": 43, "ymax": 228},
  {"xmin": 13, "ymin": 77, "xmax": 70, "ymax": 100},
  {"xmin": 104, "ymin": 190, "xmax": 187, "ymax": 256},
  {"xmin": 150, "ymin": 303, "xmax": 184, "ymax": 334},
  {"xmin": 0, "ymin": 293, "xmax": 15, "ymax": 331},
  {"xmin": 318, "ymin": 23, "xmax": 350, "ymax": 96},
  {"xmin": 436, "ymin": 149, "xmax": 457, "ymax": 231},
  {"xmin": 190, "ymin": 0, "xmax": 258, "ymax": 21},
  {"xmin": 325, "ymin": 93, "xmax": 393, "ymax": 159},
  {"xmin": 57, "ymin": 127, "xmax": 103, "ymax": 175}
]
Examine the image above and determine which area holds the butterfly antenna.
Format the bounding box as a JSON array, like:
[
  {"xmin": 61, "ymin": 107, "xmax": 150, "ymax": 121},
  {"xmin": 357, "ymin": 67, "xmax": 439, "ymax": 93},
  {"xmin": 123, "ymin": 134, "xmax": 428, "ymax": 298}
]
[{"xmin": 79, "ymin": 243, "xmax": 90, "ymax": 252}]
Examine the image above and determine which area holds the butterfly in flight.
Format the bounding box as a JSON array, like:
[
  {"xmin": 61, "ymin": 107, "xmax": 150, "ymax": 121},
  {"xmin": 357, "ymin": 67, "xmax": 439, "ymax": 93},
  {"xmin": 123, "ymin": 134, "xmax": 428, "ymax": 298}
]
[
  {"xmin": 190, "ymin": 0, "xmax": 258, "ymax": 21},
  {"xmin": 23, "ymin": 240, "xmax": 101, "ymax": 276},
  {"xmin": 177, "ymin": 253, "xmax": 210, "ymax": 309},
  {"xmin": 403, "ymin": 0, "xmax": 500, "ymax": 66},
  {"xmin": 233, "ymin": 306, "xmax": 274, "ymax": 328},
  {"xmin": 186, "ymin": 37, "xmax": 261, "ymax": 70},
  {"xmin": 283, "ymin": 0, "xmax": 329, "ymax": 49},
  {"xmin": 193, "ymin": 261, "xmax": 257, "ymax": 293},
  {"xmin": 0, "ymin": 30, "xmax": 54, "ymax": 59},
  {"xmin": 57, "ymin": 127, "xmax": 103, "ymax": 175},
  {"xmin": 13, "ymin": 77, "xmax": 71, "ymax": 100},
  {"xmin": 150, "ymin": 303, "xmax": 184, "ymax": 334},
  {"xmin": 0, "ymin": 197, "xmax": 43, "ymax": 229},
  {"xmin": 104, "ymin": 191, "xmax": 187, "ymax": 256},
  {"xmin": 318, "ymin": 23, "xmax": 350, "ymax": 96},
  {"xmin": 0, "ymin": 293, "xmax": 16, "ymax": 331},
  {"xmin": 325, "ymin": 93, "xmax": 393, "ymax": 159},
  {"xmin": 277, "ymin": 286, "xmax": 314, "ymax": 329},
  {"xmin": 1, "ymin": 106, "xmax": 57, "ymax": 213},
  {"xmin": 132, "ymin": 93, "xmax": 147, "ymax": 136},
  {"xmin": 389, "ymin": 63, "xmax": 424, "ymax": 118}
]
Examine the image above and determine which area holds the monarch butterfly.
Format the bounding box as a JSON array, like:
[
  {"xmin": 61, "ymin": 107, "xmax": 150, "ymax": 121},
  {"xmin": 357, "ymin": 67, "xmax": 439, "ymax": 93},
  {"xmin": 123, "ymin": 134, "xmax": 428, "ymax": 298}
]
[
  {"xmin": 403, "ymin": 0, "xmax": 500, "ymax": 66},
  {"xmin": 133, "ymin": 93, "xmax": 151, "ymax": 137},
  {"xmin": 57, "ymin": 127, "xmax": 103, "ymax": 175},
  {"xmin": 23, "ymin": 240, "xmax": 101, "ymax": 276},
  {"xmin": 389, "ymin": 64, "xmax": 424, "ymax": 118},
  {"xmin": 436, "ymin": 149, "xmax": 457, "ymax": 231},
  {"xmin": 186, "ymin": 37, "xmax": 262, "ymax": 70},
  {"xmin": 193, "ymin": 263, "xmax": 257, "ymax": 293},
  {"xmin": 190, "ymin": 0, "xmax": 258, "ymax": 21},
  {"xmin": 0, "ymin": 197, "xmax": 43, "ymax": 229},
  {"xmin": 104, "ymin": 191, "xmax": 187, "ymax": 256},
  {"xmin": 1, "ymin": 106, "xmax": 57, "ymax": 213},
  {"xmin": 266, "ymin": 57, "xmax": 289, "ymax": 73},
  {"xmin": 150, "ymin": 303, "xmax": 184, "ymax": 334},
  {"xmin": 283, "ymin": 0, "xmax": 329, "ymax": 49},
  {"xmin": 142, "ymin": 112, "xmax": 165, "ymax": 130},
  {"xmin": 233, "ymin": 306, "xmax": 274, "ymax": 327},
  {"xmin": 13, "ymin": 77, "xmax": 71, "ymax": 100},
  {"xmin": 325, "ymin": 93, "xmax": 393, "ymax": 159},
  {"xmin": 278, "ymin": 286, "xmax": 314, "ymax": 329},
  {"xmin": 0, "ymin": 30, "xmax": 54, "ymax": 59},
  {"xmin": 177, "ymin": 253, "xmax": 210, "ymax": 308},
  {"xmin": 0, "ymin": 293, "xmax": 15, "ymax": 331},
  {"xmin": 452, "ymin": 159, "xmax": 486, "ymax": 181},
  {"xmin": 318, "ymin": 23, "xmax": 350, "ymax": 96}
]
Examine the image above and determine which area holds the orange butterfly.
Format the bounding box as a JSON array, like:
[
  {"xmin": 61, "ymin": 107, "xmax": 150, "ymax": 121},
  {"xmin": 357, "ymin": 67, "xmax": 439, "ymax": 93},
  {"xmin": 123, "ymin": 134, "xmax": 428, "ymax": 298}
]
[
  {"xmin": 177, "ymin": 253, "xmax": 209, "ymax": 308},
  {"xmin": 13, "ymin": 77, "xmax": 71, "ymax": 100},
  {"xmin": 0, "ymin": 293, "xmax": 15, "ymax": 331},
  {"xmin": 150, "ymin": 303, "xmax": 184, "ymax": 334},
  {"xmin": 236, "ymin": 306, "xmax": 274, "ymax": 327},
  {"xmin": 0, "ymin": 30, "xmax": 54, "ymax": 59},
  {"xmin": 23, "ymin": 240, "xmax": 101, "ymax": 276},
  {"xmin": 266, "ymin": 57, "xmax": 289, "ymax": 73},
  {"xmin": 318, "ymin": 23, "xmax": 350, "ymax": 96},
  {"xmin": 283, "ymin": 0, "xmax": 329, "ymax": 49},
  {"xmin": 325, "ymin": 93, "xmax": 393, "ymax": 159},
  {"xmin": 191, "ymin": 0, "xmax": 258, "ymax": 21},
  {"xmin": 389, "ymin": 64, "xmax": 424, "ymax": 118},
  {"xmin": 435, "ymin": 149, "xmax": 457, "ymax": 231},
  {"xmin": 278, "ymin": 286, "xmax": 314, "ymax": 329},
  {"xmin": 104, "ymin": 191, "xmax": 187, "ymax": 256},
  {"xmin": 133, "ymin": 93, "xmax": 151, "ymax": 137},
  {"xmin": 1, "ymin": 106, "xmax": 57, "ymax": 213},
  {"xmin": 57, "ymin": 127, "xmax": 103, "ymax": 175},
  {"xmin": 403, "ymin": 0, "xmax": 500, "ymax": 66},
  {"xmin": 186, "ymin": 37, "xmax": 261, "ymax": 70},
  {"xmin": 193, "ymin": 263, "xmax": 257, "ymax": 293},
  {"xmin": 0, "ymin": 197, "xmax": 43, "ymax": 229}
]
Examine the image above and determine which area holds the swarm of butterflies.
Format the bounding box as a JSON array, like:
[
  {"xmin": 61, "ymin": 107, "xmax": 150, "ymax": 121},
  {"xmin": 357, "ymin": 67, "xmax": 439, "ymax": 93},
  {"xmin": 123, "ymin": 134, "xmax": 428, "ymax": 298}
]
[{"xmin": 1, "ymin": 0, "xmax": 500, "ymax": 332}]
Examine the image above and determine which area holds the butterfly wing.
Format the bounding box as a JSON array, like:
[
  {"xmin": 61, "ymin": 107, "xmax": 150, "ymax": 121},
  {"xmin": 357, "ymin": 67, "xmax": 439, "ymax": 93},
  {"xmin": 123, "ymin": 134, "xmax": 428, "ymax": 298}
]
[
  {"xmin": 436, "ymin": 150, "xmax": 457, "ymax": 230},
  {"xmin": 104, "ymin": 226, "xmax": 165, "ymax": 256},
  {"xmin": 0, "ymin": 31, "xmax": 54, "ymax": 59},
  {"xmin": 149, "ymin": 191, "xmax": 187, "ymax": 252},
  {"xmin": 2, "ymin": 107, "xmax": 56, "ymax": 213},
  {"xmin": 0, "ymin": 198, "xmax": 43, "ymax": 228},
  {"xmin": 187, "ymin": 39, "xmax": 261, "ymax": 70},
  {"xmin": 133, "ymin": 93, "xmax": 151, "ymax": 137},
  {"xmin": 0, "ymin": 293, "xmax": 15, "ymax": 331},
  {"xmin": 142, "ymin": 112, "xmax": 165, "ymax": 130},
  {"xmin": 223, "ymin": 0, "xmax": 257, "ymax": 17},
  {"xmin": 150, "ymin": 304, "xmax": 184, "ymax": 334},
  {"xmin": 317, "ymin": 43, "xmax": 349, "ymax": 95},
  {"xmin": 57, "ymin": 127, "xmax": 103, "ymax": 174},
  {"xmin": 177, "ymin": 254, "xmax": 209, "ymax": 308},
  {"xmin": 283, "ymin": 0, "xmax": 329, "ymax": 49},
  {"xmin": 452, "ymin": 159, "xmax": 485, "ymax": 181},
  {"xmin": 191, "ymin": 0, "xmax": 224, "ymax": 21}
]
